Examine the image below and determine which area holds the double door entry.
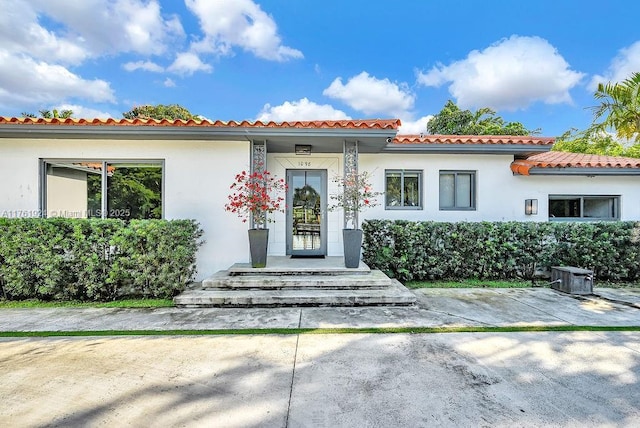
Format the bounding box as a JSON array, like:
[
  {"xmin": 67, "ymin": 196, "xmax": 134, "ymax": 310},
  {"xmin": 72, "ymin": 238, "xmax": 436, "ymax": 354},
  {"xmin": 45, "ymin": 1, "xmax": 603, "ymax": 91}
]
[{"xmin": 286, "ymin": 169, "xmax": 327, "ymax": 256}]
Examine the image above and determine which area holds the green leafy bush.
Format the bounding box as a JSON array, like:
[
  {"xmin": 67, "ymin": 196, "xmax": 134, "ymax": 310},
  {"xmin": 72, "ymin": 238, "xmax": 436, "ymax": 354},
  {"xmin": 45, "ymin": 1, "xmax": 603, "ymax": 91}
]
[
  {"xmin": 0, "ymin": 218, "xmax": 203, "ymax": 301},
  {"xmin": 362, "ymin": 220, "xmax": 640, "ymax": 282}
]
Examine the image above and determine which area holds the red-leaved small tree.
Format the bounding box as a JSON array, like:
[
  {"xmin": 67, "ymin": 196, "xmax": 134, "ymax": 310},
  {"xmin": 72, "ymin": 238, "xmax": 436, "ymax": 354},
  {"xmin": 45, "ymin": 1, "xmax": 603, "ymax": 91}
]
[{"xmin": 224, "ymin": 170, "xmax": 287, "ymax": 229}]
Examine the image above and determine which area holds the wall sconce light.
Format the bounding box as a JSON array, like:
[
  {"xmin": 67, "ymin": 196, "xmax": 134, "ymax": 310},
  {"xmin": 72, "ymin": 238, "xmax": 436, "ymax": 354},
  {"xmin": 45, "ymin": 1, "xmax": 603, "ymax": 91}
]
[
  {"xmin": 525, "ymin": 199, "xmax": 538, "ymax": 215},
  {"xmin": 295, "ymin": 144, "xmax": 312, "ymax": 155}
]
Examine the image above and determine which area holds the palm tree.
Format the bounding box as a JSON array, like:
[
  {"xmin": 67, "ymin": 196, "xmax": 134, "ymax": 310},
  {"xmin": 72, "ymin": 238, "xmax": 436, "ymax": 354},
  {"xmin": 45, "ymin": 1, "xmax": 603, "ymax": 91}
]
[
  {"xmin": 590, "ymin": 72, "xmax": 640, "ymax": 142},
  {"xmin": 20, "ymin": 109, "xmax": 73, "ymax": 119}
]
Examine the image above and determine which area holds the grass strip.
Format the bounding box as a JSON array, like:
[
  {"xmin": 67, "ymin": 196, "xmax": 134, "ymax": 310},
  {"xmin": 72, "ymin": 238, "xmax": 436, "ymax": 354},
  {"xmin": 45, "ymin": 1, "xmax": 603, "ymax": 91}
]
[
  {"xmin": 0, "ymin": 299, "xmax": 174, "ymax": 309},
  {"xmin": 405, "ymin": 279, "xmax": 533, "ymax": 289},
  {"xmin": 1, "ymin": 325, "xmax": 639, "ymax": 338}
]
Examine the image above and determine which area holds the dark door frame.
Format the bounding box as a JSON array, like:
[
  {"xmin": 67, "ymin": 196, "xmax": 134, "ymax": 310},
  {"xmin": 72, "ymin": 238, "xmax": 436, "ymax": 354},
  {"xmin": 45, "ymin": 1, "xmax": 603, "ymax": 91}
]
[{"xmin": 286, "ymin": 169, "xmax": 327, "ymax": 256}]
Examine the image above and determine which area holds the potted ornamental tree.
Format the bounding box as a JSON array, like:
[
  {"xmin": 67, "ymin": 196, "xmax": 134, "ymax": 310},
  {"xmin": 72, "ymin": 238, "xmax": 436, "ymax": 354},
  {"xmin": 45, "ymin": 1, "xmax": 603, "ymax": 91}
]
[
  {"xmin": 329, "ymin": 170, "xmax": 382, "ymax": 268},
  {"xmin": 224, "ymin": 169, "xmax": 287, "ymax": 267}
]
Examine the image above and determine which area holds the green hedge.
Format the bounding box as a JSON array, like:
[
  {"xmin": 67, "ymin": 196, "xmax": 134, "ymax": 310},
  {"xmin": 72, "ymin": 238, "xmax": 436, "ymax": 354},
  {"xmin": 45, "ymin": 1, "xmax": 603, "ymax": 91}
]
[
  {"xmin": 0, "ymin": 218, "xmax": 203, "ymax": 301},
  {"xmin": 362, "ymin": 220, "xmax": 640, "ymax": 282}
]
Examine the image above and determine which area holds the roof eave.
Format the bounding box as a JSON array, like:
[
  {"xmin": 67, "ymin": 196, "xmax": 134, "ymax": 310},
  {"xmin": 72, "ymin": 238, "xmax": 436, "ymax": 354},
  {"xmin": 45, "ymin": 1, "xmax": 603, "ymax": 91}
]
[{"xmin": 0, "ymin": 124, "xmax": 397, "ymax": 141}]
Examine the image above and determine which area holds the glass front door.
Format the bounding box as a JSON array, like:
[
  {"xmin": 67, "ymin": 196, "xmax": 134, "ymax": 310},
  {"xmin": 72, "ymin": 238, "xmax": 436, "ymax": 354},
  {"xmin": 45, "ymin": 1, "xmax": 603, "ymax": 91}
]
[{"xmin": 286, "ymin": 170, "xmax": 327, "ymax": 256}]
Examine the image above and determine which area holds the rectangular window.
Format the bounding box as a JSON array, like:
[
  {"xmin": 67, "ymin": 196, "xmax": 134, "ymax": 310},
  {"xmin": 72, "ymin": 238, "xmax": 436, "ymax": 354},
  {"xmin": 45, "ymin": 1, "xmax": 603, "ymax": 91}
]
[
  {"xmin": 549, "ymin": 195, "xmax": 619, "ymax": 221},
  {"xmin": 42, "ymin": 160, "xmax": 163, "ymax": 219},
  {"xmin": 385, "ymin": 170, "xmax": 422, "ymax": 209},
  {"xmin": 439, "ymin": 171, "xmax": 476, "ymax": 210}
]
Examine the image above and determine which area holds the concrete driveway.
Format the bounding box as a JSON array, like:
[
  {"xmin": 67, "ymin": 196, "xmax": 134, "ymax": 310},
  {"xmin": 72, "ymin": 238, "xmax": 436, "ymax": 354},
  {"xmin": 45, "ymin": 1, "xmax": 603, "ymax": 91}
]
[
  {"xmin": 1, "ymin": 332, "xmax": 639, "ymax": 427},
  {"xmin": 0, "ymin": 287, "xmax": 639, "ymax": 427}
]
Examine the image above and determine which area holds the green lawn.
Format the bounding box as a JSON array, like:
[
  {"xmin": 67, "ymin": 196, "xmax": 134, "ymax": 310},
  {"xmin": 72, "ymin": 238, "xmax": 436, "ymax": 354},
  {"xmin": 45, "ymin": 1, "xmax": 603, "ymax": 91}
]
[
  {"xmin": 405, "ymin": 279, "xmax": 640, "ymax": 289},
  {"xmin": 0, "ymin": 298, "xmax": 174, "ymax": 309},
  {"xmin": 405, "ymin": 279, "xmax": 536, "ymax": 289}
]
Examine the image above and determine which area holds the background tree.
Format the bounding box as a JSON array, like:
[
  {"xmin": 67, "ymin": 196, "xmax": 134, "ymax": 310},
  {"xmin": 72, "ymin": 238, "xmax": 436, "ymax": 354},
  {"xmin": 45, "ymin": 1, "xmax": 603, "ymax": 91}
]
[
  {"xmin": 87, "ymin": 165, "xmax": 162, "ymax": 220},
  {"xmin": 552, "ymin": 128, "xmax": 625, "ymax": 156},
  {"xmin": 122, "ymin": 104, "xmax": 200, "ymax": 121},
  {"xmin": 590, "ymin": 72, "xmax": 640, "ymax": 142},
  {"xmin": 426, "ymin": 100, "xmax": 536, "ymax": 135},
  {"xmin": 21, "ymin": 109, "xmax": 74, "ymax": 119},
  {"xmin": 554, "ymin": 72, "xmax": 640, "ymax": 158}
]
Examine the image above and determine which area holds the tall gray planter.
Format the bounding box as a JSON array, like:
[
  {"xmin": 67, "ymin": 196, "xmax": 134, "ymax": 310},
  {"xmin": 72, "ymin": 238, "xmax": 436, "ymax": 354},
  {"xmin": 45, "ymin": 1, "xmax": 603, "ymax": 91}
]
[
  {"xmin": 248, "ymin": 229, "xmax": 269, "ymax": 268},
  {"xmin": 343, "ymin": 228, "xmax": 363, "ymax": 268}
]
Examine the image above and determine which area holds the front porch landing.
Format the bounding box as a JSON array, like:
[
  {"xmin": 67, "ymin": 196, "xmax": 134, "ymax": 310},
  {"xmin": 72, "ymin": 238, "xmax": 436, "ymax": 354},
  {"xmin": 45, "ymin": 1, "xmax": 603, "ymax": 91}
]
[{"xmin": 174, "ymin": 256, "xmax": 416, "ymax": 307}]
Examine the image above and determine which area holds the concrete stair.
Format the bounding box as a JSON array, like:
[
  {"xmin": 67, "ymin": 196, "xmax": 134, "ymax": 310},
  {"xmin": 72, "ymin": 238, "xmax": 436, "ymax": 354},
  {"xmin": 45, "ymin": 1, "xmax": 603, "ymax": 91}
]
[{"xmin": 174, "ymin": 256, "xmax": 417, "ymax": 307}]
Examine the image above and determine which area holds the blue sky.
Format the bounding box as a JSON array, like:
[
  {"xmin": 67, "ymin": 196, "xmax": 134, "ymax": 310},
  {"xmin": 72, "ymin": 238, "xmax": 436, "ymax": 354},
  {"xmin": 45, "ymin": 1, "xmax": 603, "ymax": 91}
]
[{"xmin": 1, "ymin": 0, "xmax": 639, "ymax": 137}]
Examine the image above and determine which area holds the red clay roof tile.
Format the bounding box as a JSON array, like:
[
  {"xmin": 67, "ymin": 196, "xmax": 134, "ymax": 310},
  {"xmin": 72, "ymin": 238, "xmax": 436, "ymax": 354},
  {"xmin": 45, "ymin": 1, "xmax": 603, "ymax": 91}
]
[
  {"xmin": 0, "ymin": 117, "xmax": 401, "ymax": 130},
  {"xmin": 393, "ymin": 134, "xmax": 555, "ymax": 146},
  {"xmin": 74, "ymin": 162, "xmax": 116, "ymax": 173},
  {"xmin": 511, "ymin": 151, "xmax": 640, "ymax": 175}
]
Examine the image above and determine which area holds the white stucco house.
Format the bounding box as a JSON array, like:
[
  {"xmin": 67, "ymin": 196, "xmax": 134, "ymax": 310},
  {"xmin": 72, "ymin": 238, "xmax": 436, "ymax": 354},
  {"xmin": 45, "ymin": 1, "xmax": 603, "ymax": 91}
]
[{"xmin": 2, "ymin": 116, "xmax": 640, "ymax": 280}]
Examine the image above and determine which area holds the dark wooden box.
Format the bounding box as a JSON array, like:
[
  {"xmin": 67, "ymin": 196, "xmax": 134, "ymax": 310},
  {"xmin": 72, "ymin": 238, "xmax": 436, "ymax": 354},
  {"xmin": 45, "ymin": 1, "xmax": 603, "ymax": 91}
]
[{"xmin": 551, "ymin": 266, "xmax": 594, "ymax": 295}]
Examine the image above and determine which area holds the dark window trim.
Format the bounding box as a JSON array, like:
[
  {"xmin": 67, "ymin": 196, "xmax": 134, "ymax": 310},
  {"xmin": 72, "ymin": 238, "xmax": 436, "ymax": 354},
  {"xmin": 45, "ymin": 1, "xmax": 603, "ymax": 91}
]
[
  {"xmin": 548, "ymin": 195, "xmax": 620, "ymax": 221},
  {"xmin": 384, "ymin": 169, "xmax": 423, "ymax": 210},
  {"xmin": 439, "ymin": 170, "xmax": 476, "ymax": 211},
  {"xmin": 40, "ymin": 158, "xmax": 165, "ymax": 219}
]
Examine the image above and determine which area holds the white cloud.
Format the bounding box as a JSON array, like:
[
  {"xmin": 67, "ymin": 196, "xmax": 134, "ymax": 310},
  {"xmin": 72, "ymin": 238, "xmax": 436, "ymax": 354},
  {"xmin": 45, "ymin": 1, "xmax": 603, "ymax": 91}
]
[
  {"xmin": 589, "ymin": 41, "xmax": 640, "ymax": 90},
  {"xmin": 0, "ymin": 0, "xmax": 89, "ymax": 65},
  {"xmin": 256, "ymin": 98, "xmax": 351, "ymax": 121},
  {"xmin": 0, "ymin": 0, "xmax": 188, "ymax": 112},
  {"xmin": 123, "ymin": 60, "xmax": 164, "ymax": 73},
  {"xmin": 27, "ymin": 0, "xmax": 185, "ymax": 57},
  {"xmin": 168, "ymin": 52, "xmax": 212, "ymax": 75},
  {"xmin": 417, "ymin": 35, "xmax": 585, "ymax": 111},
  {"xmin": 323, "ymin": 72, "xmax": 415, "ymax": 117},
  {"xmin": 398, "ymin": 115, "xmax": 433, "ymax": 135},
  {"xmin": 52, "ymin": 104, "xmax": 114, "ymax": 119},
  {"xmin": 0, "ymin": 50, "xmax": 115, "ymax": 109},
  {"xmin": 163, "ymin": 78, "xmax": 176, "ymax": 88},
  {"xmin": 185, "ymin": 0, "xmax": 302, "ymax": 61}
]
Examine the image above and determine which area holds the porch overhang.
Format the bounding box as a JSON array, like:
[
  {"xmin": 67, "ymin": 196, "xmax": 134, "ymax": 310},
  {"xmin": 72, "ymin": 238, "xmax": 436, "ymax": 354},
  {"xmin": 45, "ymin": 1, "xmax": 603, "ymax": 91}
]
[{"xmin": 256, "ymin": 129, "xmax": 396, "ymax": 153}]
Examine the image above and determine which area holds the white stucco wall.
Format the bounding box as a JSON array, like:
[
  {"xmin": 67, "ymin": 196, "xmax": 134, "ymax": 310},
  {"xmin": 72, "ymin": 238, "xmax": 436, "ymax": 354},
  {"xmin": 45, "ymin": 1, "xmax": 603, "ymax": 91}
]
[
  {"xmin": 360, "ymin": 153, "xmax": 532, "ymax": 222},
  {"xmin": 3, "ymin": 138, "xmax": 640, "ymax": 279},
  {"xmin": 359, "ymin": 153, "xmax": 640, "ymax": 223},
  {"xmin": 45, "ymin": 167, "xmax": 88, "ymax": 218},
  {"xmin": 0, "ymin": 137, "xmax": 250, "ymax": 280},
  {"xmin": 510, "ymin": 174, "xmax": 640, "ymax": 221}
]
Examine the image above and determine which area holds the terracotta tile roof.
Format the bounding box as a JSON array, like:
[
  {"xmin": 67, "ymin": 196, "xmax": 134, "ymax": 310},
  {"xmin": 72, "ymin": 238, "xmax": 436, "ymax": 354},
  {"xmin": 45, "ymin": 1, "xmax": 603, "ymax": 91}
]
[
  {"xmin": 0, "ymin": 117, "xmax": 401, "ymax": 130},
  {"xmin": 511, "ymin": 151, "xmax": 640, "ymax": 175},
  {"xmin": 74, "ymin": 162, "xmax": 116, "ymax": 173},
  {"xmin": 393, "ymin": 134, "xmax": 555, "ymax": 146}
]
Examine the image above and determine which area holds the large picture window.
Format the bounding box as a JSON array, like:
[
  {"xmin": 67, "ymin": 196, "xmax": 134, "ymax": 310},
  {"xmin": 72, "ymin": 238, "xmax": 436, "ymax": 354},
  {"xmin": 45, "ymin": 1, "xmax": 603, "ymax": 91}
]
[
  {"xmin": 439, "ymin": 171, "xmax": 476, "ymax": 210},
  {"xmin": 549, "ymin": 195, "xmax": 619, "ymax": 221},
  {"xmin": 385, "ymin": 170, "xmax": 423, "ymax": 209},
  {"xmin": 42, "ymin": 160, "xmax": 163, "ymax": 219}
]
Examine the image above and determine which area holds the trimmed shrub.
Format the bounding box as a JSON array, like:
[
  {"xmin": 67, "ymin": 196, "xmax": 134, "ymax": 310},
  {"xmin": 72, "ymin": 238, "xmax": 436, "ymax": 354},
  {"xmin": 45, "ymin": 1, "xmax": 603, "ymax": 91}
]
[
  {"xmin": 0, "ymin": 218, "xmax": 203, "ymax": 301},
  {"xmin": 362, "ymin": 220, "xmax": 640, "ymax": 282}
]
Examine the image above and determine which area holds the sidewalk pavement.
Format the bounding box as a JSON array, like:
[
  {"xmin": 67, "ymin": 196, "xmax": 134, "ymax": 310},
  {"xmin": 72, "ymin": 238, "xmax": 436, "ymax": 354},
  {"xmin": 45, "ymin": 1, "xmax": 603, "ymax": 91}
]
[
  {"xmin": 1, "ymin": 287, "xmax": 638, "ymax": 332},
  {"xmin": 1, "ymin": 287, "xmax": 639, "ymax": 427}
]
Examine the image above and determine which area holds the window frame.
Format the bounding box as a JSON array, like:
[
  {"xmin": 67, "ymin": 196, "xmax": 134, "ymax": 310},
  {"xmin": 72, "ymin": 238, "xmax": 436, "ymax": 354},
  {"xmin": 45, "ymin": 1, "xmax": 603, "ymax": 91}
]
[
  {"xmin": 548, "ymin": 195, "xmax": 620, "ymax": 221},
  {"xmin": 384, "ymin": 169, "xmax": 423, "ymax": 210},
  {"xmin": 40, "ymin": 158, "xmax": 165, "ymax": 219},
  {"xmin": 439, "ymin": 170, "xmax": 477, "ymax": 211}
]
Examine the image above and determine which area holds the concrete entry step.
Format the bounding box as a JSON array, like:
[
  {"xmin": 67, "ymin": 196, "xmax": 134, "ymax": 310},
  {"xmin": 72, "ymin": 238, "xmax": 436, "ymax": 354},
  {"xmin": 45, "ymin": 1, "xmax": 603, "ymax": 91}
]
[
  {"xmin": 174, "ymin": 280, "xmax": 416, "ymax": 307},
  {"xmin": 227, "ymin": 256, "xmax": 371, "ymax": 276},
  {"xmin": 175, "ymin": 256, "xmax": 417, "ymax": 307},
  {"xmin": 202, "ymin": 269, "xmax": 393, "ymax": 290}
]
